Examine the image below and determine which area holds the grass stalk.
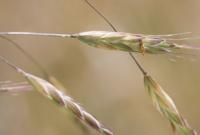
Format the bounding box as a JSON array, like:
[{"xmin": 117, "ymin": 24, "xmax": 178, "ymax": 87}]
[
  {"xmin": 0, "ymin": 55, "xmax": 113, "ymax": 135},
  {"xmin": 83, "ymin": 0, "xmax": 197, "ymax": 134},
  {"xmin": 0, "ymin": 36, "xmax": 92, "ymax": 135}
]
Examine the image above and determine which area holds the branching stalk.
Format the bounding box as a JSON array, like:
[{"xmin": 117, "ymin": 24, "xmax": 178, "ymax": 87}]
[{"xmin": 83, "ymin": 0, "xmax": 197, "ymax": 135}]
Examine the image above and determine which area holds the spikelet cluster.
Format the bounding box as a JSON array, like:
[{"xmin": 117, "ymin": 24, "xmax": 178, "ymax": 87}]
[
  {"xmin": 0, "ymin": 56, "xmax": 113, "ymax": 135},
  {"xmin": 71, "ymin": 31, "xmax": 183, "ymax": 54}
]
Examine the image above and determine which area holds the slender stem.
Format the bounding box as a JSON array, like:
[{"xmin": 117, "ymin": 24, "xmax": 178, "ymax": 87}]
[
  {"xmin": 0, "ymin": 55, "xmax": 20, "ymax": 72},
  {"xmin": 84, "ymin": 0, "xmax": 117, "ymax": 32},
  {"xmin": 0, "ymin": 36, "xmax": 49, "ymax": 79},
  {"xmin": 0, "ymin": 32, "xmax": 72, "ymax": 78},
  {"xmin": 0, "ymin": 32, "xmax": 71, "ymax": 38},
  {"xmin": 84, "ymin": 0, "xmax": 147, "ymax": 76},
  {"xmin": 128, "ymin": 52, "xmax": 147, "ymax": 75}
]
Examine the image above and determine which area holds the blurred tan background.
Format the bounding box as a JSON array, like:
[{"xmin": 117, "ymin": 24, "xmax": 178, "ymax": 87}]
[{"xmin": 0, "ymin": 0, "xmax": 200, "ymax": 135}]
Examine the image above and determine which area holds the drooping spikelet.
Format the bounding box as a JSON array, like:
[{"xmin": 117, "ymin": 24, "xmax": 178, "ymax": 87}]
[
  {"xmin": 144, "ymin": 75, "xmax": 197, "ymax": 135},
  {"xmin": 0, "ymin": 56, "xmax": 113, "ymax": 135}
]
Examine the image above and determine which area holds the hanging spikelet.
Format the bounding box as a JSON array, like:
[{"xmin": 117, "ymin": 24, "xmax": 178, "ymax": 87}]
[{"xmin": 144, "ymin": 75, "xmax": 197, "ymax": 135}]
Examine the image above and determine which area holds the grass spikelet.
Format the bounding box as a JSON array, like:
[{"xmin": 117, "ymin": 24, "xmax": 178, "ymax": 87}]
[
  {"xmin": 71, "ymin": 31, "xmax": 193, "ymax": 54},
  {"xmin": 144, "ymin": 75, "xmax": 197, "ymax": 135},
  {"xmin": 0, "ymin": 36, "xmax": 92, "ymax": 135},
  {"xmin": 0, "ymin": 56, "xmax": 113, "ymax": 135},
  {"xmin": 0, "ymin": 31, "xmax": 198, "ymax": 55}
]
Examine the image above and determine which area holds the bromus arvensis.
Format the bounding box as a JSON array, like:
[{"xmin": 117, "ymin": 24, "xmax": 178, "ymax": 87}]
[
  {"xmin": 0, "ymin": 0, "xmax": 199, "ymax": 135},
  {"xmin": 83, "ymin": 0, "xmax": 197, "ymax": 135},
  {"xmin": 0, "ymin": 31, "xmax": 199, "ymax": 55},
  {"xmin": 0, "ymin": 56, "xmax": 113, "ymax": 135},
  {"xmin": 0, "ymin": 34, "xmax": 93, "ymax": 135}
]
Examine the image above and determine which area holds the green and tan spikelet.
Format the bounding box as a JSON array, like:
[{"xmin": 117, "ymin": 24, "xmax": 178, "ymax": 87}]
[
  {"xmin": 0, "ymin": 56, "xmax": 113, "ymax": 135},
  {"xmin": 144, "ymin": 75, "xmax": 197, "ymax": 135},
  {"xmin": 0, "ymin": 31, "xmax": 197, "ymax": 55},
  {"xmin": 71, "ymin": 31, "xmax": 187, "ymax": 54}
]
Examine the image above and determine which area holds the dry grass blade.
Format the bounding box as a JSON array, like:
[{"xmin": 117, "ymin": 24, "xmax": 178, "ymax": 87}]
[
  {"xmin": 0, "ymin": 56, "xmax": 113, "ymax": 135},
  {"xmin": 144, "ymin": 75, "xmax": 197, "ymax": 135}
]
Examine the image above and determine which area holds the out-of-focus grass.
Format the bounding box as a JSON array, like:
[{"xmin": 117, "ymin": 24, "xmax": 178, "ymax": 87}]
[{"xmin": 0, "ymin": 0, "xmax": 200, "ymax": 135}]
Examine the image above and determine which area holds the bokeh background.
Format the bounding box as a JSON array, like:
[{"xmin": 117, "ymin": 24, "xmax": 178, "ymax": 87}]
[{"xmin": 0, "ymin": 0, "xmax": 200, "ymax": 135}]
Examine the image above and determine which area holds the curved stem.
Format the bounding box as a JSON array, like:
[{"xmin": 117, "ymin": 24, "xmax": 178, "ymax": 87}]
[
  {"xmin": 0, "ymin": 55, "xmax": 20, "ymax": 72},
  {"xmin": 0, "ymin": 36, "xmax": 49, "ymax": 79},
  {"xmin": 84, "ymin": 0, "xmax": 147, "ymax": 76},
  {"xmin": 84, "ymin": 0, "xmax": 117, "ymax": 32}
]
